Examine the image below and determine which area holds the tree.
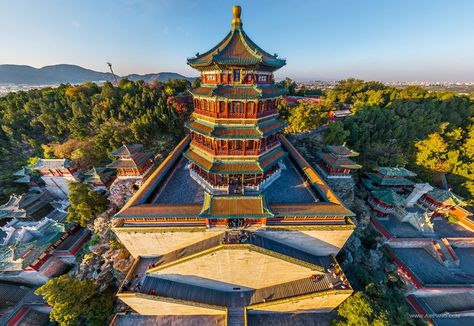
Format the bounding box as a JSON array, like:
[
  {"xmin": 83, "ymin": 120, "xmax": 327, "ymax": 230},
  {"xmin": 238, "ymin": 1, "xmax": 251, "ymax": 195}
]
[
  {"xmin": 334, "ymin": 292, "xmax": 388, "ymax": 326},
  {"xmin": 284, "ymin": 102, "xmax": 329, "ymax": 133},
  {"xmin": 415, "ymin": 132, "xmax": 457, "ymax": 173},
  {"xmin": 277, "ymin": 77, "xmax": 297, "ymax": 95},
  {"xmin": 324, "ymin": 122, "xmax": 350, "ymax": 145},
  {"xmin": 67, "ymin": 182, "xmax": 108, "ymax": 226},
  {"xmin": 35, "ymin": 274, "xmax": 113, "ymax": 326},
  {"xmin": 191, "ymin": 77, "xmax": 201, "ymax": 88}
]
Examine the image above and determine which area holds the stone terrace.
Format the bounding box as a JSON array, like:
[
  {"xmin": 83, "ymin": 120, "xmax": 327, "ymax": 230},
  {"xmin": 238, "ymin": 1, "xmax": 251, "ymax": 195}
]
[{"xmin": 149, "ymin": 155, "xmax": 319, "ymax": 205}]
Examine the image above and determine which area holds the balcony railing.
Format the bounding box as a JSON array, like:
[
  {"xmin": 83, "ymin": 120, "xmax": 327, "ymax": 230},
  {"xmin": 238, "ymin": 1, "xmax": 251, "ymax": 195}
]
[{"xmin": 193, "ymin": 109, "xmax": 277, "ymax": 119}]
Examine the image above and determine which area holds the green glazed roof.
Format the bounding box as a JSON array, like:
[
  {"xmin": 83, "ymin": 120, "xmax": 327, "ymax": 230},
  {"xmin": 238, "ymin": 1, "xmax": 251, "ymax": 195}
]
[
  {"xmin": 371, "ymin": 189, "xmax": 406, "ymax": 206},
  {"xmin": 426, "ymin": 188, "xmax": 466, "ymax": 207}
]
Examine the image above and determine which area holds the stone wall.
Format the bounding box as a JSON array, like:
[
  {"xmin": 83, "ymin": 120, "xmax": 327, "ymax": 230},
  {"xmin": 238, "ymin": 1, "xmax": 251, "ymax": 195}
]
[
  {"xmin": 257, "ymin": 229, "xmax": 353, "ymax": 256},
  {"xmin": 113, "ymin": 229, "xmax": 225, "ymax": 258}
]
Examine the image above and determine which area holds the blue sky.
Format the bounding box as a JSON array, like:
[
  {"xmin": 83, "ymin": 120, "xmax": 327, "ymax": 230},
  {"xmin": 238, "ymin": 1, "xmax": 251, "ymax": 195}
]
[{"xmin": 1, "ymin": 0, "xmax": 474, "ymax": 81}]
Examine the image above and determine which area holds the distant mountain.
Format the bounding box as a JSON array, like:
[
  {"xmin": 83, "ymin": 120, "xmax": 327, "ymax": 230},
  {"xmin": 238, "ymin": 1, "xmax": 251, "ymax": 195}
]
[
  {"xmin": 127, "ymin": 72, "xmax": 195, "ymax": 83},
  {"xmin": 0, "ymin": 64, "xmax": 195, "ymax": 85}
]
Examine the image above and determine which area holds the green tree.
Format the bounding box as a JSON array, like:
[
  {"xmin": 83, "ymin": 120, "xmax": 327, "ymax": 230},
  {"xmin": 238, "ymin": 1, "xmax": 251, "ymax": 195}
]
[
  {"xmin": 67, "ymin": 182, "xmax": 108, "ymax": 226},
  {"xmin": 35, "ymin": 274, "xmax": 113, "ymax": 326},
  {"xmin": 277, "ymin": 77, "xmax": 297, "ymax": 95},
  {"xmin": 285, "ymin": 102, "xmax": 330, "ymax": 133},
  {"xmin": 334, "ymin": 292, "xmax": 388, "ymax": 326},
  {"xmin": 324, "ymin": 121, "xmax": 350, "ymax": 145}
]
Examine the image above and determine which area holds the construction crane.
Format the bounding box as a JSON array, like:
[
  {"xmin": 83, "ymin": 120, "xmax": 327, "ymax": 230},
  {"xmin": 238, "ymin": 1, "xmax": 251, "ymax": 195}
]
[{"xmin": 107, "ymin": 62, "xmax": 119, "ymax": 85}]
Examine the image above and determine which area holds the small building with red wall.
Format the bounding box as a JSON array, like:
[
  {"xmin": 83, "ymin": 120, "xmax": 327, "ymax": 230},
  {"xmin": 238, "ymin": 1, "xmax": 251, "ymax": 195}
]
[{"xmin": 106, "ymin": 144, "xmax": 154, "ymax": 179}]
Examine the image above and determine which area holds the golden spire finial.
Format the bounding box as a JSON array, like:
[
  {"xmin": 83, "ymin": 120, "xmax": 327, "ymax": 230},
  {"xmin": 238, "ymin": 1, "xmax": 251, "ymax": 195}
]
[{"xmin": 232, "ymin": 5, "xmax": 242, "ymax": 30}]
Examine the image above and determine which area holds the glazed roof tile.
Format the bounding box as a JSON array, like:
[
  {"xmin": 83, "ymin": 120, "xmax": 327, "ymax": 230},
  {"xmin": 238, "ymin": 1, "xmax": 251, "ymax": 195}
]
[
  {"xmin": 425, "ymin": 188, "xmax": 466, "ymax": 207},
  {"xmin": 184, "ymin": 147, "xmax": 286, "ymax": 174},
  {"xmin": 319, "ymin": 153, "xmax": 361, "ymax": 169},
  {"xmin": 190, "ymin": 85, "xmax": 285, "ymax": 100},
  {"xmin": 325, "ymin": 145, "xmax": 359, "ymax": 157},
  {"xmin": 370, "ymin": 189, "xmax": 406, "ymax": 206},
  {"xmin": 200, "ymin": 193, "xmax": 273, "ymax": 218},
  {"xmin": 366, "ymin": 172, "xmax": 415, "ymax": 186},
  {"xmin": 187, "ymin": 25, "xmax": 286, "ymax": 70},
  {"xmin": 376, "ymin": 167, "xmax": 416, "ymax": 177},
  {"xmin": 106, "ymin": 151, "xmax": 154, "ymax": 169},
  {"xmin": 110, "ymin": 144, "xmax": 143, "ymax": 157},
  {"xmin": 185, "ymin": 118, "xmax": 284, "ymax": 139}
]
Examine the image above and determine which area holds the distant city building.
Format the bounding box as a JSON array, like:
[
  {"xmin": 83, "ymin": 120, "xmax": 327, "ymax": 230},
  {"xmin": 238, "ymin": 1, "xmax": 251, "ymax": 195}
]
[
  {"xmin": 29, "ymin": 159, "xmax": 79, "ymax": 199},
  {"xmin": 106, "ymin": 144, "xmax": 154, "ymax": 180},
  {"xmin": 112, "ymin": 6, "xmax": 355, "ymax": 325}
]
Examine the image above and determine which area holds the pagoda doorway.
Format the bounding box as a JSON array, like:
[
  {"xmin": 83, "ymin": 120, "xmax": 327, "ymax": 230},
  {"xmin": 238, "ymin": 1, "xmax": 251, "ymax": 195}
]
[
  {"xmin": 229, "ymin": 175, "xmax": 243, "ymax": 194},
  {"xmin": 228, "ymin": 218, "xmax": 243, "ymax": 229}
]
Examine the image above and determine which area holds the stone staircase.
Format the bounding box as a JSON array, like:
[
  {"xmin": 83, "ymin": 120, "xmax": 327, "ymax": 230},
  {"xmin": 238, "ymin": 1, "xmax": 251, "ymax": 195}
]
[
  {"xmin": 437, "ymin": 239, "xmax": 460, "ymax": 270},
  {"xmin": 227, "ymin": 307, "xmax": 245, "ymax": 326}
]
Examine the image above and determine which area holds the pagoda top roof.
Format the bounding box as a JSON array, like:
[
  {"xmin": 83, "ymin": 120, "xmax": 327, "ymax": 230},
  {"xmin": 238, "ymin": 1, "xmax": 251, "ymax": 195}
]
[
  {"xmin": 375, "ymin": 167, "xmax": 417, "ymax": 177},
  {"xmin": 325, "ymin": 145, "xmax": 359, "ymax": 157},
  {"xmin": 110, "ymin": 144, "xmax": 143, "ymax": 157},
  {"xmin": 190, "ymin": 85, "xmax": 286, "ymax": 100},
  {"xmin": 371, "ymin": 189, "xmax": 406, "ymax": 206},
  {"xmin": 425, "ymin": 188, "xmax": 466, "ymax": 207},
  {"xmin": 187, "ymin": 6, "xmax": 286, "ymax": 70}
]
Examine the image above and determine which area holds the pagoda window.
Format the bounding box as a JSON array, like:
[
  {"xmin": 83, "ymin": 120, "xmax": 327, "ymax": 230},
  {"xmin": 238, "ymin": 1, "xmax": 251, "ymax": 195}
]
[
  {"xmin": 258, "ymin": 75, "xmax": 267, "ymax": 82},
  {"xmin": 233, "ymin": 69, "xmax": 241, "ymax": 83},
  {"xmin": 218, "ymin": 101, "xmax": 226, "ymax": 113},
  {"xmin": 231, "ymin": 101, "xmax": 243, "ymax": 114}
]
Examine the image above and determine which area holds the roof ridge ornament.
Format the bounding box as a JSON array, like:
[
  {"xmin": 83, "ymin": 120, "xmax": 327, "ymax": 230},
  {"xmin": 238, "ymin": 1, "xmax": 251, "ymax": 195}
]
[{"xmin": 231, "ymin": 5, "xmax": 242, "ymax": 30}]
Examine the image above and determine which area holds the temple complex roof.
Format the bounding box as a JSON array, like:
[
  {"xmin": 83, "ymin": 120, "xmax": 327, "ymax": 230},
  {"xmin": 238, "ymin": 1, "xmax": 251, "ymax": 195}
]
[
  {"xmin": 319, "ymin": 153, "xmax": 361, "ymax": 170},
  {"xmin": 186, "ymin": 119, "xmax": 285, "ymax": 139},
  {"xmin": 370, "ymin": 189, "xmax": 406, "ymax": 206},
  {"xmin": 190, "ymin": 85, "xmax": 286, "ymax": 99},
  {"xmin": 30, "ymin": 159, "xmax": 73, "ymax": 170},
  {"xmin": 106, "ymin": 151, "xmax": 154, "ymax": 169},
  {"xmin": 325, "ymin": 145, "xmax": 359, "ymax": 157},
  {"xmin": 84, "ymin": 167, "xmax": 114, "ymax": 184},
  {"xmin": 366, "ymin": 172, "xmax": 415, "ymax": 186},
  {"xmin": 425, "ymin": 188, "xmax": 466, "ymax": 206},
  {"xmin": 110, "ymin": 144, "xmax": 143, "ymax": 157},
  {"xmin": 187, "ymin": 7, "xmax": 285, "ymax": 70},
  {"xmin": 376, "ymin": 167, "xmax": 417, "ymax": 177}
]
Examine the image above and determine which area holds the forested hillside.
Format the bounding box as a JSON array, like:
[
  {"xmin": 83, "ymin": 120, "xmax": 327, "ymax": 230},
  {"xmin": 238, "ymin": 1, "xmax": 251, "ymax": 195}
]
[
  {"xmin": 0, "ymin": 79, "xmax": 192, "ymax": 201},
  {"xmin": 323, "ymin": 79, "xmax": 473, "ymax": 204}
]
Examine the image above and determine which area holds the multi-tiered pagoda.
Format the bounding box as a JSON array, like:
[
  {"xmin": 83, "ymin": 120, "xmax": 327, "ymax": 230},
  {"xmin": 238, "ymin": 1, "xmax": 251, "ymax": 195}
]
[
  {"xmin": 113, "ymin": 6, "xmax": 355, "ymax": 325},
  {"xmin": 184, "ymin": 5, "xmax": 286, "ymax": 196}
]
